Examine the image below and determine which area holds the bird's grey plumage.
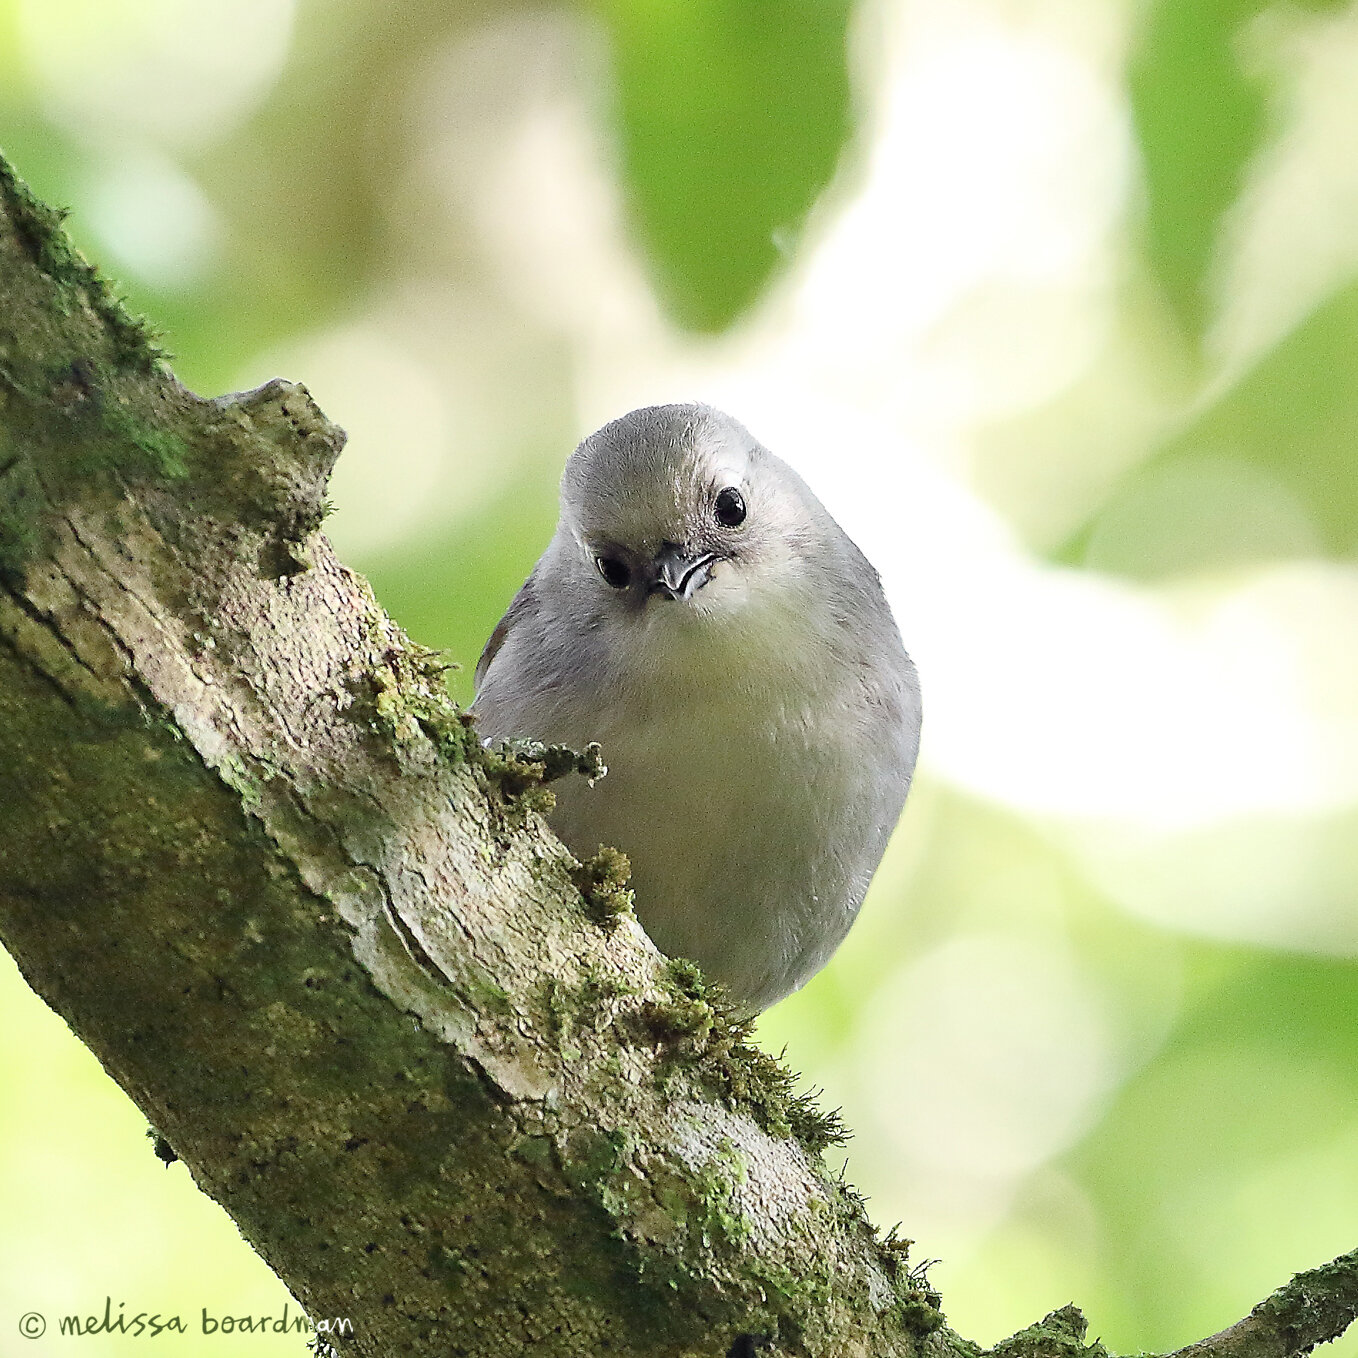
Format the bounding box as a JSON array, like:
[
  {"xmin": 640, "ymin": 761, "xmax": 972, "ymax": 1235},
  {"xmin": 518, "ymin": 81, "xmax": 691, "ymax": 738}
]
[{"xmin": 473, "ymin": 404, "xmax": 920, "ymax": 1014}]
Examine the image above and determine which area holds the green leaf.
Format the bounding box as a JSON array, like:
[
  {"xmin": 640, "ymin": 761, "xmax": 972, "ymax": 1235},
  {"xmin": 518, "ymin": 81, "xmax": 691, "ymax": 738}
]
[
  {"xmin": 592, "ymin": 0, "xmax": 855, "ymax": 332},
  {"xmin": 1129, "ymin": 0, "xmax": 1270, "ymax": 343},
  {"xmin": 1130, "ymin": 0, "xmax": 1352, "ymax": 343}
]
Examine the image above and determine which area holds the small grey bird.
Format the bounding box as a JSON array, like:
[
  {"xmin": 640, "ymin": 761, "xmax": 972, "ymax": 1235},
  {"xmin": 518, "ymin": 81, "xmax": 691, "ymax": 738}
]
[{"xmin": 473, "ymin": 404, "xmax": 920, "ymax": 1014}]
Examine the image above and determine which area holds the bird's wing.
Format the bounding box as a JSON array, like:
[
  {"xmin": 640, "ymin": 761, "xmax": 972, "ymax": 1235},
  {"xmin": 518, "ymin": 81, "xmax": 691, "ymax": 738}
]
[{"xmin": 474, "ymin": 571, "xmax": 539, "ymax": 694}]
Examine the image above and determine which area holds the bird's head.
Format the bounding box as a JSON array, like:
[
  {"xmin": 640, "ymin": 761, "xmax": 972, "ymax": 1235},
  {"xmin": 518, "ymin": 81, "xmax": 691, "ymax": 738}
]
[{"xmin": 555, "ymin": 404, "xmax": 819, "ymax": 621}]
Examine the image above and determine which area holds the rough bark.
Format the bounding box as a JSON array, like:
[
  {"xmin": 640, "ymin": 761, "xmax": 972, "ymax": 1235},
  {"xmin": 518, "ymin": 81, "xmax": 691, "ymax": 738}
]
[{"xmin": 0, "ymin": 153, "xmax": 1353, "ymax": 1358}]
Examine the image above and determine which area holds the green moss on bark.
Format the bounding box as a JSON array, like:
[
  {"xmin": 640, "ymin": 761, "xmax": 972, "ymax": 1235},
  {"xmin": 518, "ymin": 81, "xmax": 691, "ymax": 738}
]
[
  {"xmin": 990, "ymin": 1307, "xmax": 1101, "ymax": 1358},
  {"xmin": 644, "ymin": 959, "xmax": 847, "ymax": 1157},
  {"xmin": 570, "ymin": 845, "xmax": 636, "ymax": 926},
  {"xmin": 0, "ymin": 157, "xmax": 164, "ymax": 373}
]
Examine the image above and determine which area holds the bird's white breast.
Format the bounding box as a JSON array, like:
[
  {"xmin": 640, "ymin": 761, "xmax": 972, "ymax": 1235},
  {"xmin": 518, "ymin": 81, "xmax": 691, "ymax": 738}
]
[{"xmin": 544, "ymin": 581, "xmax": 906, "ymax": 1010}]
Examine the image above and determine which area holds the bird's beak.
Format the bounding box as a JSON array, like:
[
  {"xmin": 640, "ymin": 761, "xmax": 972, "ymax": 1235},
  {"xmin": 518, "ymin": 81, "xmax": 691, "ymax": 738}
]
[{"xmin": 649, "ymin": 543, "xmax": 721, "ymax": 601}]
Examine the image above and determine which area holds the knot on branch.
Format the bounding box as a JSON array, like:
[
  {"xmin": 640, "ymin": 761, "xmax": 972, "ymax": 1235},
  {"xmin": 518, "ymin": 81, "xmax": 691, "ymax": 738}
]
[
  {"xmin": 207, "ymin": 379, "xmax": 346, "ymax": 576},
  {"xmin": 992, "ymin": 1306, "xmax": 1102, "ymax": 1358},
  {"xmin": 0, "ymin": 158, "xmax": 342, "ymax": 585}
]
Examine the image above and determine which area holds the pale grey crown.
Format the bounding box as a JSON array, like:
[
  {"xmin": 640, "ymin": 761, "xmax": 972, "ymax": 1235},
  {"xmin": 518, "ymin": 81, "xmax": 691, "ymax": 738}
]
[{"xmin": 553, "ymin": 402, "xmax": 828, "ymax": 600}]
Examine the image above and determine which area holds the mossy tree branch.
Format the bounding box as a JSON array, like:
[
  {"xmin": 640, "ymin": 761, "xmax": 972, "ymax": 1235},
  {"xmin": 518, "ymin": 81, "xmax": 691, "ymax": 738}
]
[{"xmin": 0, "ymin": 153, "xmax": 1354, "ymax": 1358}]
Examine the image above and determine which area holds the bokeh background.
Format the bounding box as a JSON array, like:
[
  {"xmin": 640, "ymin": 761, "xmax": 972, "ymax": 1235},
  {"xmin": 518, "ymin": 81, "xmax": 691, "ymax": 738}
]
[{"xmin": 3, "ymin": 0, "xmax": 1358, "ymax": 1351}]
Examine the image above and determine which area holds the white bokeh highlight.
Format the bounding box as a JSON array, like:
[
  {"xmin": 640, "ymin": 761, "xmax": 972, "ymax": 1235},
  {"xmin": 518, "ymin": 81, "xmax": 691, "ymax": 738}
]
[
  {"xmin": 79, "ymin": 146, "xmax": 223, "ymax": 289},
  {"xmin": 269, "ymin": 327, "xmax": 454, "ymax": 560},
  {"xmin": 17, "ymin": 0, "xmax": 296, "ymax": 149},
  {"xmin": 854, "ymin": 932, "xmax": 1122, "ymax": 1249}
]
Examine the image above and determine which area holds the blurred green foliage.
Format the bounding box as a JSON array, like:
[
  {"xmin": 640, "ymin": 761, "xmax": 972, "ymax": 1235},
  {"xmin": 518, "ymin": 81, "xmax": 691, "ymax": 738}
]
[
  {"xmin": 1129, "ymin": 0, "xmax": 1271, "ymax": 343},
  {"xmin": 1129, "ymin": 0, "xmax": 1347, "ymax": 344},
  {"xmin": 1064, "ymin": 282, "xmax": 1358, "ymax": 576},
  {"xmin": 368, "ymin": 477, "xmax": 560, "ymax": 708},
  {"xmin": 593, "ymin": 0, "xmax": 854, "ymax": 330},
  {"xmin": 1068, "ymin": 947, "xmax": 1358, "ymax": 1347}
]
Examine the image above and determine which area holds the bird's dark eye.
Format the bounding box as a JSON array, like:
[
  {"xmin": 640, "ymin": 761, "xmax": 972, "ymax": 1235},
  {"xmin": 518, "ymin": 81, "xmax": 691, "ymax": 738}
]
[
  {"xmin": 596, "ymin": 555, "xmax": 632, "ymax": 589},
  {"xmin": 715, "ymin": 487, "xmax": 746, "ymax": 527}
]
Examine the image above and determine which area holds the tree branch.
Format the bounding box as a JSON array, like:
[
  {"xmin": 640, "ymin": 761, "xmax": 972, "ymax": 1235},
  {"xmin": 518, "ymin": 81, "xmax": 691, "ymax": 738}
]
[
  {"xmin": 0, "ymin": 151, "xmax": 1353, "ymax": 1358},
  {"xmin": 1169, "ymin": 1246, "xmax": 1358, "ymax": 1358}
]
